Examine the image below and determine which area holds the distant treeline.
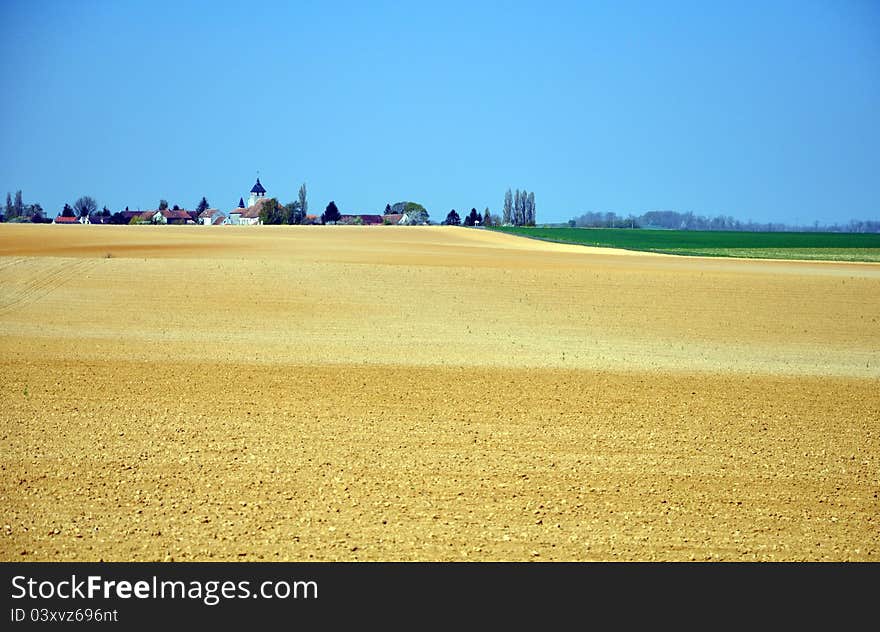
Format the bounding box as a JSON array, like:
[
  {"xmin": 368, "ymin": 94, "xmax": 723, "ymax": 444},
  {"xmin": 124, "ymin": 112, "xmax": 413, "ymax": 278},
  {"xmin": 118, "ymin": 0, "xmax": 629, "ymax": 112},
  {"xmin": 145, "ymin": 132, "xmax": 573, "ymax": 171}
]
[{"xmin": 568, "ymin": 210, "xmax": 880, "ymax": 233}]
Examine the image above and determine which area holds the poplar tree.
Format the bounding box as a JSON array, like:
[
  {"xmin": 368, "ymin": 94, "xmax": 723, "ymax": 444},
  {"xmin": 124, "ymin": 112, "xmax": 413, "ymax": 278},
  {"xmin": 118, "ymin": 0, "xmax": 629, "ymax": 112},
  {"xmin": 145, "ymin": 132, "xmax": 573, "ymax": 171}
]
[
  {"xmin": 502, "ymin": 189, "xmax": 513, "ymax": 225},
  {"xmin": 527, "ymin": 191, "xmax": 536, "ymax": 225},
  {"xmin": 13, "ymin": 190, "xmax": 24, "ymax": 217},
  {"xmin": 298, "ymin": 183, "xmax": 308, "ymax": 217}
]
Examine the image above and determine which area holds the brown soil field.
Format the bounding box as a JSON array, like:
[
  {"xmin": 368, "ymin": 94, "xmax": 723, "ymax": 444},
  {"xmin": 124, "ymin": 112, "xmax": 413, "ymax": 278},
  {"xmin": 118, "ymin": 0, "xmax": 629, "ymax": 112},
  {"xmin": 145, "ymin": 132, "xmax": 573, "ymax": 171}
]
[{"xmin": 1, "ymin": 224, "xmax": 878, "ymax": 560}]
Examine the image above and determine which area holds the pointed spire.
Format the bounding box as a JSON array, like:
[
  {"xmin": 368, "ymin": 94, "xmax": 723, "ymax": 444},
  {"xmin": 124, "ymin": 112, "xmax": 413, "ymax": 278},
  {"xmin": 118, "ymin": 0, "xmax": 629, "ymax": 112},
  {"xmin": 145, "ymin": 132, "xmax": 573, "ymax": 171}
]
[{"xmin": 239, "ymin": 197, "xmax": 245, "ymax": 208}]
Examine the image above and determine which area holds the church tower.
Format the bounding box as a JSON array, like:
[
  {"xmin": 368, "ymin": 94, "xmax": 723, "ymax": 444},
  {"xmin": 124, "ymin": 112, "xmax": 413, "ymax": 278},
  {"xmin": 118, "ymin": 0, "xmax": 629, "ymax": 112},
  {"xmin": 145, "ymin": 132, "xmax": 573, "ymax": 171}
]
[{"xmin": 247, "ymin": 178, "xmax": 266, "ymax": 207}]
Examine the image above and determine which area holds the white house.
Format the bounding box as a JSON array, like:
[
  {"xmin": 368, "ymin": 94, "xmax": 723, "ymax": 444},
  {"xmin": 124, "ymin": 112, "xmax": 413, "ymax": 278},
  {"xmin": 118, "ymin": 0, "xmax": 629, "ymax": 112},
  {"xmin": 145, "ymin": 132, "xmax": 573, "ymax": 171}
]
[{"xmin": 198, "ymin": 208, "xmax": 225, "ymax": 225}]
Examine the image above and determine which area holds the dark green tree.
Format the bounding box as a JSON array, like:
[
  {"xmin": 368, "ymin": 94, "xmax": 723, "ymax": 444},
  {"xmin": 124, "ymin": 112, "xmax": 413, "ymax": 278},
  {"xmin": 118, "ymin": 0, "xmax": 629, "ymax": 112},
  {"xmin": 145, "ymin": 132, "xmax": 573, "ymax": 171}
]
[
  {"xmin": 258, "ymin": 198, "xmax": 286, "ymax": 224},
  {"xmin": 196, "ymin": 197, "xmax": 209, "ymax": 215},
  {"xmin": 444, "ymin": 209, "xmax": 461, "ymax": 225},
  {"xmin": 158, "ymin": 199, "xmax": 169, "ymax": 211},
  {"xmin": 384, "ymin": 203, "xmax": 392, "ymax": 215},
  {"xmin": 285, "ymin": 200, "xmax": 303, "ymax": 224},
  {"xmin": 4, "ymin": 193, "xmax": 12, "ymax": 219},
  {"xmin": 61, "ymin": 204, "xmax": 75, "ymax": 217},
  {"xmin": 464, "ymin": 208, "xmax": 479, "ymax": 226},
  {"xmin": 482, "ymin": 207, "xmax": 492, "ymax": 227},
  {"xmin": 322, "ymin": 200, "xmax": 341, "ymax": 224}
]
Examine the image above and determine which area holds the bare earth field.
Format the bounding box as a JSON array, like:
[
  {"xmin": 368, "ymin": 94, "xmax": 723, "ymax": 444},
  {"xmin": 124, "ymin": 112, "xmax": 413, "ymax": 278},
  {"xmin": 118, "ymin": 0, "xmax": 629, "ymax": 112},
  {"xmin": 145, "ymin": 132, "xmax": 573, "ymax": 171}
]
[{"xmin": 1, "ymin": 225, "xmax": 878, "ymax": 560}]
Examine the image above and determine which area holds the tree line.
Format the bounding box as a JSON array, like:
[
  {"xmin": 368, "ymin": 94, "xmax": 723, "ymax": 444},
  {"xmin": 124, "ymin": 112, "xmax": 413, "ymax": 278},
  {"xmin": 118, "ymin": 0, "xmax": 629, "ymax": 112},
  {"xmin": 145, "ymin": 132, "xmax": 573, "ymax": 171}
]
[
  {"xmin": 443, "ymin": 207, "xmax": 495, "ymax": 226},
  {"xmin": 502, "ymin": 188, "xmax": 536, "ymax": 226},
  {"xmin": 568, "ymin": 210, "xmax": 880, "ymax": 233},
  {"xmin": 3, "ymin": 190, "xmax": 45, "ymax": 222}
]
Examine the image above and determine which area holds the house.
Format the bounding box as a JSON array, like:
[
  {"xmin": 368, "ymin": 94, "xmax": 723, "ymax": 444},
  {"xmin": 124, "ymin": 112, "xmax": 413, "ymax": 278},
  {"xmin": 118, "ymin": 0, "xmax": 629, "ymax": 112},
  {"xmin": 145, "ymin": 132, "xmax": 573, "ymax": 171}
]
[
  {"xmin": 383, "ymin": 213, "xmax": 405, "ymax": 225},
  {"xmin": 53, "ymin": 215, "xmax": 80, "ymax": 224},
  {"xmin": 152, "ymin": 209, "xmax": 193, "ymax": 224},
  {"xmin": 341, "ymin": 214, "xmax": 385, "ymax": 225},
  {"xmin": 303, "ymin": 214, "xmax": 320, "ymax": 225},
  {"xmin": 121, "ymin": 210, "xmax": 155, "ymax": 224},
  {"xmin": 198, "ymin": 208, "xmax": 225, "ymax": 225},
  {"xmin": 237, "ymin": 201, "xmax": 265, "ymax": 225}
]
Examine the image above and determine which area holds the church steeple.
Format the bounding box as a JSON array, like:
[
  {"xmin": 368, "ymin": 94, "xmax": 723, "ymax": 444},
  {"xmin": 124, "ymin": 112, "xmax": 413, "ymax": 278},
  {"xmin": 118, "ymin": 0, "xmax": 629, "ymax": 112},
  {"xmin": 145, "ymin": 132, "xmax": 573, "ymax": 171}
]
[{"xmin": 247, "ymin": 177, "xmax": 266, "ymax": 207}]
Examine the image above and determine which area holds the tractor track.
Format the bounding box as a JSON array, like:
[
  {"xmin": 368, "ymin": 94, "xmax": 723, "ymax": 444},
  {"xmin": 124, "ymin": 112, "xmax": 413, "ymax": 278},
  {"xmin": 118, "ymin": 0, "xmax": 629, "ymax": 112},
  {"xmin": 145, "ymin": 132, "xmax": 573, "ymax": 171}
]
[{"xmin": 0, "ymin": 258, "xmax": 96, "ymax": 316}]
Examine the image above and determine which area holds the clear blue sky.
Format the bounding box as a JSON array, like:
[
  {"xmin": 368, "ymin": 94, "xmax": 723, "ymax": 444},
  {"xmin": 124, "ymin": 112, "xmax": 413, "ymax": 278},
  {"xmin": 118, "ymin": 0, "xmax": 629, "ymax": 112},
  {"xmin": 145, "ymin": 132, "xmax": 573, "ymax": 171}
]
[{"xmin": 1, "ymin": 0, "xmax": 878, "ymax": 225}]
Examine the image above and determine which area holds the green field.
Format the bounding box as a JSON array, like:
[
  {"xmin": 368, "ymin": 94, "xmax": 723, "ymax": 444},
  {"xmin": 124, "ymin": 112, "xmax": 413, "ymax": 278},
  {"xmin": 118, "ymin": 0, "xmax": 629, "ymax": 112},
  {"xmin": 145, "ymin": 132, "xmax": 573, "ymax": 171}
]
[{"xmin": 490, "ymin": 227, "xmax": 880, "ymax": 262}]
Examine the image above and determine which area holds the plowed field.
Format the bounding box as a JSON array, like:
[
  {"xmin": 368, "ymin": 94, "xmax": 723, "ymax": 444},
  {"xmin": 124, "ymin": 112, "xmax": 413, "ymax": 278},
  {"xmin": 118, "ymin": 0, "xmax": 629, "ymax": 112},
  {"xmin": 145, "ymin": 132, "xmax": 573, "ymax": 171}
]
[{"xmin": 1, "ymin": 225, "xmax": 877, "ymax": 560}]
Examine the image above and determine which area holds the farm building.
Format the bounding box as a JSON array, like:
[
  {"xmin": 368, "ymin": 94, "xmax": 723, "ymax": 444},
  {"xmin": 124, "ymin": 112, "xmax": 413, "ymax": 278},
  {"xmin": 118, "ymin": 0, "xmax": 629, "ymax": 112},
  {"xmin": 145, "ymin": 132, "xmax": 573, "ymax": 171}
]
[
  {"xmin": 198, "ymin": 208, "xmax": 226, "ymax": 225},
  {"xmin": 341, "ymin": 214, "xmax": 384, "ymax": 225},
  {"xmin": 152, "ymin": 209, "xmax": 195, "ymax": 224},
  {"xmin": 52, "ymin": 215, "xmax": 83, "ymax": 224}
]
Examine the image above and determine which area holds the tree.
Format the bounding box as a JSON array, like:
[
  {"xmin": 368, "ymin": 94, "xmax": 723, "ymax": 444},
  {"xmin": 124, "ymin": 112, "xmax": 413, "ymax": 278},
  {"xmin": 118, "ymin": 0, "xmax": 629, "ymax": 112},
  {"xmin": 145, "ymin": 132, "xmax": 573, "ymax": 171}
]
[
  {"xmin": 503, "ymin": 189, "xmax": 513, "ymax": 225},
  {"xmin": 259, "ymin": 198, "xmax": 286, "ymax": 224},
  {"xmin": 526, "ymin": 192, "xmax": 532, "ymax": 225},
  {"xmin": 100, "ymin": 205, "xmax": 111, "ymax": 217},
  {"xmin": 196, "ymin": 197, "xmax": 209, "ymax": 215},
  {"xmin": 172, "ymin": 204, "xmax": 181, "ymax": 211},
  {"xmin": 298, "ymin": 183, "xmax": 308, "ymax": 217},
  {"xmin": 464, "ymin": 208, "xmax": 480, "ymax": 227},
  {"xmin": 74, "ymin": 195, "xmax": 97, "ymax": 219},
  {"xmin": 4, "ymin": 193, "xmax": 12, "ymax": 219},
  {"xmin": 384, "ymin": 203, "xmax": 392, "ymax": 215},
  {"xmin": 158, "ymin": 199, "xmax": 169, "ymax": 211},
  {"xmin": 13, "ymin": 190, "xmax": 24, "ymax": 218},
  {"xmin": 285, "ymin": 200, "xmax": 303, "ymax": 224},
  {"xmin": 402, "ymin": 206, "xmax": 428, "ymax": 225},
  {"xmin": 29, "ymin": 203, "xmax": 44, "ymax": 221},
  {"xmin": 61, "ymin": 204, "xmax": 75, "ymax": 217},
  {"xmin": 390, "ymin": 201, "xmax": 429, "ymax": 222},
  {"xmin": 482, "ymin": 207, "xmax": 492, "ymax": 227},
  {"xmin": 444, "ymin": 209, "xmax": 461, "ymax": 225},
  {"xmin": 322, "ymin": 200, "xmax": 341, "ymax": 224}
]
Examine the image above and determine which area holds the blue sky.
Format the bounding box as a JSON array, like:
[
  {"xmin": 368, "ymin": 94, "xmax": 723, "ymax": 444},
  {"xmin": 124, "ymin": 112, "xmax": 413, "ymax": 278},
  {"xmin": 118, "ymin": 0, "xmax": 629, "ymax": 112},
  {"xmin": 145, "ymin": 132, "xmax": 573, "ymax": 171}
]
[{"xmin": 1, "ymin": 0, "xmax": 878, "ymax": 224}]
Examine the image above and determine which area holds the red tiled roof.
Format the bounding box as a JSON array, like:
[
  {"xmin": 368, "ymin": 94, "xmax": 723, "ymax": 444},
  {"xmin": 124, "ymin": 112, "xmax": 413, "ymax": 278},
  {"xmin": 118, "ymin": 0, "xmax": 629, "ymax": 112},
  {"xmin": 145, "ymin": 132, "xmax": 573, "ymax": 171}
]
[
  {"xmin": 162, "ymin": 209, "xmax": 192, "ymax": 220},
  {"xmin": 54, "ymin": 216, "xmax": 79, "ymax": 224},
  {"xmin": 342, "ymin": 214, "xmax": 384, "ymax": 225},
  {"xmin": 212, "ymin": 215, "xmax": 225, "ymax": 225},
  {"xmin": 383, "ymin": 214, "xmax": 404, "ymax": 224}
]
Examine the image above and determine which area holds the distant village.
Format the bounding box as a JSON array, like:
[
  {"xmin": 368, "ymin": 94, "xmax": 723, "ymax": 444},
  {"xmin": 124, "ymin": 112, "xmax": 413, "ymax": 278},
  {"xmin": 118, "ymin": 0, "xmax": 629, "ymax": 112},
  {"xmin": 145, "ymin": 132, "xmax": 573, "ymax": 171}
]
[
  {"xmin": 45, "ymin": 179, "xmax": 433, "ymax": 227},
  {"xmin": 3, "ymin": 179, "xmax": 538, "ymax": 228}
]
